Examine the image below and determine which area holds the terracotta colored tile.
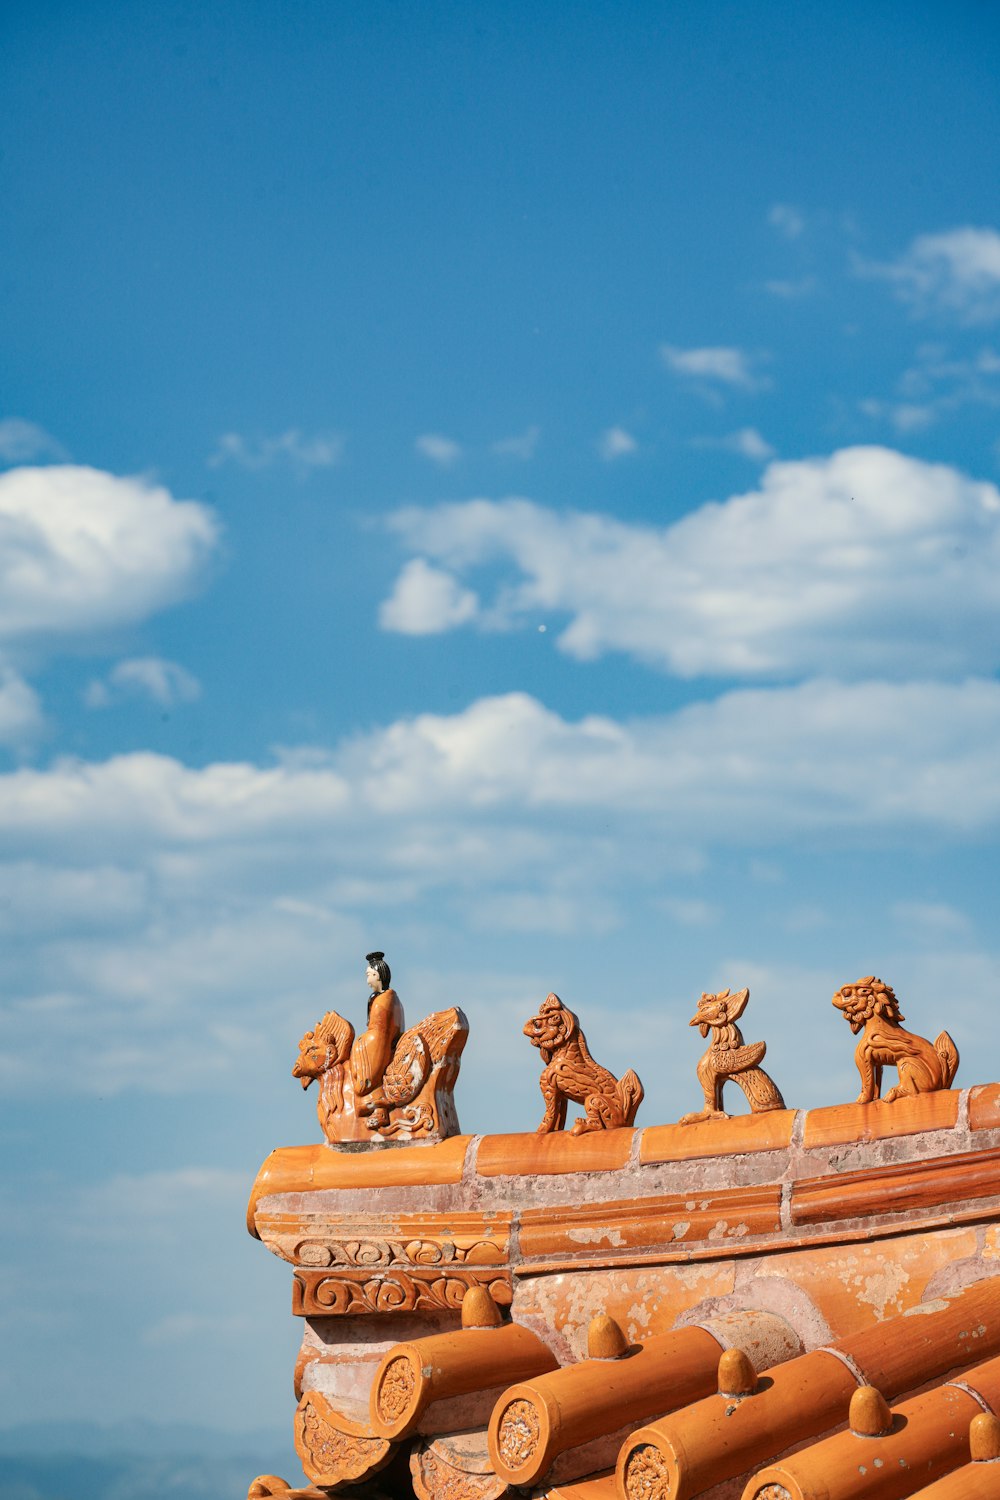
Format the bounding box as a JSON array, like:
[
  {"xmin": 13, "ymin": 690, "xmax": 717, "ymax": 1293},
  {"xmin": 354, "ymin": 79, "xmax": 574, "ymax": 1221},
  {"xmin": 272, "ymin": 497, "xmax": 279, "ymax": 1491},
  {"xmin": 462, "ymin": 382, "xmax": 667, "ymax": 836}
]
[
  {"xmin": 912, "ymin": 1457, "xmax": 1000, "ymax": 1499},
  {"xmin": 293, "ymin": 1389, "xmax": 393, "ymax": 1488},
  {"xmin": 639, "ymin": 1110, "xmax": 795, "ymax": 1165},
  {"xmin": 618, "ymin": 1348, "xmax": 859, "ymax": 1500},
  {"xmin": 518, "ymin": 1185, "xmax": 782, "ymax": 1261},
  {"xmin": 843, "ymin": 1274, "xmax": 1000, "ymax": 1394},
  {"xmin": 488, "ymin": 1326, "xmax": 721, "ymax": 1487},
  {"xmin": 970, "ymin": 1083, "xmax": 1000, "ymax": 1132},
  {"xmin": 248, "ymin": 1138, "xmax": 472, "ymax": 1232},
  {"xmin": 748, "ymin": 1377, "xmax": 988, "ymax": 1500},
  {"xmin": 515, "ymin": 1263, "xmax": 737, "ymax": 1353},
  {"xmin": 253, "ymin": 1205, "xmax": 511, "ymax": 1270},
  {"xmin": 291, "ymin": 1266, "xmax": 513, "ymax": 1316},
  {"xmin": 475, "ymin": 1129, "xmax": 634, "ymax": 1178},
  {"xmin": 369, "ymin": 1324, "xmax": 558, "ymax": 1440},
  {"xmin": 763, "ymin": 1227, "xmax": 979, "ymax": 1337},
  {"xmin": 543, "ymin": 1474, "xmax": 617, "ymax": 1500},
  {"xmin": 802, "ymin": 1090, "xmax": 959, "ymax": 1149},
  {"xmin": 605, "ymin": 1278, "xmax": 1000, "ymax": 1500},
  {"xmin": 791, "ymin": 1148, "xmax": 1000, "ymax": 1227}
]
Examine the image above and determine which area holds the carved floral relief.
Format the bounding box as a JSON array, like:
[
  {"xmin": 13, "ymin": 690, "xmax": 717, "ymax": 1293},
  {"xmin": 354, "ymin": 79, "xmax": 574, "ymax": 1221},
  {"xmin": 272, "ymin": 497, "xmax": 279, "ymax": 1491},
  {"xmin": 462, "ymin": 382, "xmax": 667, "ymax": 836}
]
[
  {"xmin": 495, "ymin": 1397, "xmax": 542, "ymax": 1470},
  {"xmin": 622, "ymin": 1442, "xmax": 671, "ymax": 1500},
  {"xmin": 411, "ymin": 1441, "xmax": 512, "ymax": 1500},
  {"xmin": 293, "ymin": 1389, "xmax": 393, "ymax": 1488}
]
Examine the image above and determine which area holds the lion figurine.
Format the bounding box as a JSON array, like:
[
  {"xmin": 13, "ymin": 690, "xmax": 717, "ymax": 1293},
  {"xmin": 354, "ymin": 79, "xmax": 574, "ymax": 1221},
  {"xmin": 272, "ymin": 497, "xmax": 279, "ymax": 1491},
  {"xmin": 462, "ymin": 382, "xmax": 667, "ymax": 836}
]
[
  {"xmin": 832, "ymin": 976, "xmax": 959, "ymax": 1104},
  {"xmin": 523, "ymin": 992, "xmax": 644, "ymax": 1135}
]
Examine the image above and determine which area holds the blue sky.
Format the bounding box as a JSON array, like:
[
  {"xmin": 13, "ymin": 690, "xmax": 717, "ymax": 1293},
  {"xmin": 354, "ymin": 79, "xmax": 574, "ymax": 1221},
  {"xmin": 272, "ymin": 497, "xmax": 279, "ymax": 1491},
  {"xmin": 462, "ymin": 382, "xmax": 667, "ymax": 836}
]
[{"xmin": 2, "ymin": 0, "xmax": 1000, "ymax": 1456}]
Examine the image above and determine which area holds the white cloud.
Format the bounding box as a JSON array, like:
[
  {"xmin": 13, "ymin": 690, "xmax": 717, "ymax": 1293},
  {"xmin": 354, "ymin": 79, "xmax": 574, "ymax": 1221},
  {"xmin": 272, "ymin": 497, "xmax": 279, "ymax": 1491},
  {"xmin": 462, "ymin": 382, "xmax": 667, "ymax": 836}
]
[
  {"xmin": 1, "ymin": 681, "xmax": 998, "ymax": 853},
  {"xmin": 900, "ymin": 344, "xmax": 1000, "ymax": 415},
  {"xmin": 861, "ymin": 345, "xmax": 1000, "ymax": 434},
  {"xmin": 377, "ymin": 557, "xmax": 479, "ymax": 634},
  {"xmin": 0, "ymin": 466, "xmax": 218, "ymax": 649},
  {"xmin": 865, "ymin": 227, "xmax": 1000, "ymax": 323},
  {"xmin": 492, "ymin": 426, "xmax": 541, "ymax": 459},
  {"xmin": 208, "ymin": 429, "xmax": 344, "ymax": 472},
  {"xmin": 0, "ymin": 417, "xmax": 65, "ymax": 464},
  {"xmin": 858, "ymin": 398, "xmax": 937, "ymax": 433},
  {"xmin": 86, "ymin": 657, "xmax": 202, "ymax": 710},
  {"xmin": 339, "ymin": 683, "xmax": 1000, "ymax": 831},
  {"xmin": 598, "ymin": 426, "xmax": 637, "ymax": 460},
  {"xmin": 381, "ymin": 447, "xmax": 1000, "ymax": 679},
  {"xmin": 415, "ymin": 432, "xmax": 462, "ymax": 466},
  {"xmin": 692, "ymin": 428, "xmax": 775, "ymax": 460},
  {"xmin": 0, "ymin": 667, "xmax": 43, "ymax": 747},
  {"xmin": 767, "ymin": 203, "xmax": 805, "ymax": 239},
  {"xmin": 2, "ymin": 679, "xmax": 1000, "ymax": 1102},
  {"xmin": 725, "ymin": 427, "xmax": 775, "ymax": 460},
  {"xmin": 901, "ymin": 344, "xmax": 1000, "ymax": 397},
  {"xmin": 660, "ymin": 344, "xmax": 769, "ymax": 391}
]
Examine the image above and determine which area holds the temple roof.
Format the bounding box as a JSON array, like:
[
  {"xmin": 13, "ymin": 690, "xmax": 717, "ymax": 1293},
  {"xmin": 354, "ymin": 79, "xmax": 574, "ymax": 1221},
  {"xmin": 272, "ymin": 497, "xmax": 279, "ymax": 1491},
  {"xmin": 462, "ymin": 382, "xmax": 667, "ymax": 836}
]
[{"xmin": 248, "ymin": 1081, "xmax": 1000, "ymax": 1499}]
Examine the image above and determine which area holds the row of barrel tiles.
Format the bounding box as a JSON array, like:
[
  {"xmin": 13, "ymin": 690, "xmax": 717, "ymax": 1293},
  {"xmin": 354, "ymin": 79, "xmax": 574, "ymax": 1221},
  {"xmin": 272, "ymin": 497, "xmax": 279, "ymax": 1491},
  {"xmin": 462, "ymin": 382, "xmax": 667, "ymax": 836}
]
[{"xmin": 260, "ymin": 1271, "xmax": 1000, "ymax": 1500}]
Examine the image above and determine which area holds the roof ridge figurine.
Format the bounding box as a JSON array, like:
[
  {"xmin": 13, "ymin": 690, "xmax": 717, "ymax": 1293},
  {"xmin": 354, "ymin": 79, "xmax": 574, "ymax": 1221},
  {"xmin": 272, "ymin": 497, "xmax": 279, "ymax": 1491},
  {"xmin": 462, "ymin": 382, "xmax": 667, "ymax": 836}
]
[
  {"xmin": 523, "ymin": 991, "xmax": 644, "ymax": 1134},
  {"xmin": 292, "ymin": 951, "xmax": 468, "ymax": 1143},
  {"xmin": 832, "ymin": 975, "xmax": 959, "ymax": 1103},
  {"xmin": 679, "ymin": 985, "xmax": 785, "ymax": 1124}
]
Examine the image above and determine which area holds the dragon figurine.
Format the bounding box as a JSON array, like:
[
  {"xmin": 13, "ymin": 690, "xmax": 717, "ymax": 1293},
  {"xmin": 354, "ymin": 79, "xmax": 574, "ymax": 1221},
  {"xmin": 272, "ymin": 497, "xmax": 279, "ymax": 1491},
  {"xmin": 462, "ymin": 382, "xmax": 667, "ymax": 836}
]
[{"xmin": 679, "ymin": 986, "xmax": 785, "ymax": 1125}]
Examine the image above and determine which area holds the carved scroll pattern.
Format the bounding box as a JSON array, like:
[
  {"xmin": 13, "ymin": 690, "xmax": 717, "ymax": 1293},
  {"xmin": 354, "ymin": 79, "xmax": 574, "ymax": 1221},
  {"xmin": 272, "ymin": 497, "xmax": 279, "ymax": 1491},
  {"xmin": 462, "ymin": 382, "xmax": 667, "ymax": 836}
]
[
  {"xmin": 293, "ymin": 1391, "xmax": 391, "ymax": 1487},
  {"xmin": 410, "ymin": 1444, "xmax": 511, "ymax": 1500},
  {"xmin": 293, "ymin": 1267, "xmax": 513, "ymax": 1317},
  {"xmin": 623, "ymin": 1443, "xmax": 671, "ymax": 1500},
  {"xmin": 292, "ymin": 1235, "xmax": 506, "ymax": 1269},
  {"xmin": 375, "ymin": 1356, "xmax": 417, "ymax": 1425},
  {"xmin": 495, "ymin": 1398, "xmax": 541, "ymax": 1470}
]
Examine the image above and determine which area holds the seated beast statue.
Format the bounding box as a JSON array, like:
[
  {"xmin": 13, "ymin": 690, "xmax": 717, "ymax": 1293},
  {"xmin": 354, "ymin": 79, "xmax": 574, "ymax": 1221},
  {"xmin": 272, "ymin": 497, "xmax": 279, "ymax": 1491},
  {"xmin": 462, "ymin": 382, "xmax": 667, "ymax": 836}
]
[{"xmin": 833, "ymin": 975, "xmax": 959, "ymax": 1104}]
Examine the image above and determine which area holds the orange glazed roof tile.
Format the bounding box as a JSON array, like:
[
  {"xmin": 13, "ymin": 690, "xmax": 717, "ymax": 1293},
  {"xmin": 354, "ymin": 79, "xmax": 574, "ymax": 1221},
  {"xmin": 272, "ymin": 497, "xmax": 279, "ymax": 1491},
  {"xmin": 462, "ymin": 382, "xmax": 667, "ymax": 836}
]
[
  {"xmin": 247, "ymin": 1079, "xmax": 1000, "ymax": 1499},
  {"xmin": 475, "ymin": 1127, "xmax": 634, "ymax": 1176},
  {"xmin": 970, "ymin": 1081, "xmax": 1000, "ymax": 1131},
  {"xmin": 640, "ymin": 1107, "xmax": 796, "ymax": 1163},
  {"xmin": 801, "ymin": 1088, "xmax": 960, "ymax": 1148}
]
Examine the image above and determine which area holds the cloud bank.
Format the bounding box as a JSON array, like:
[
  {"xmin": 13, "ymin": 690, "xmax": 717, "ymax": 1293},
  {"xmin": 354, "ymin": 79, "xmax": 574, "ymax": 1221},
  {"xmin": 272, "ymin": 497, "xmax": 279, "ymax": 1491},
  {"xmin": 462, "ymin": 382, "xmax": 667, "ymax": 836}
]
[
  {"xmin": 379, "ymin": 447, "xmax": 1000, "ymax": 679},
  {"xmin": 1, "ymin": 678, "xmax": 998, "ymax": 1100}
]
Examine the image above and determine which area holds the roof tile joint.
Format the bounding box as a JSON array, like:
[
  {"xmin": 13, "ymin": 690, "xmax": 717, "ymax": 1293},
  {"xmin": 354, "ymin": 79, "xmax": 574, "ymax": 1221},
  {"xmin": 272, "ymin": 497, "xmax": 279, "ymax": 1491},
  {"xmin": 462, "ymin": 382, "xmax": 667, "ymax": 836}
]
[
  {"xmin": 816, "ymin": 1345, "xmax": 867, "ymax": 1388},
  {"xmin": 947, "ymin": 1378, "xmax": 996, "ymax": 1415}
]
